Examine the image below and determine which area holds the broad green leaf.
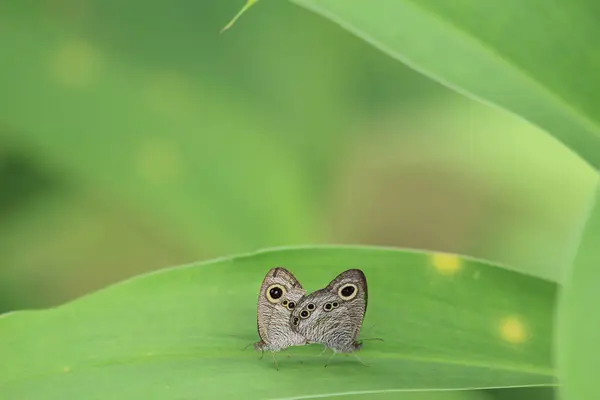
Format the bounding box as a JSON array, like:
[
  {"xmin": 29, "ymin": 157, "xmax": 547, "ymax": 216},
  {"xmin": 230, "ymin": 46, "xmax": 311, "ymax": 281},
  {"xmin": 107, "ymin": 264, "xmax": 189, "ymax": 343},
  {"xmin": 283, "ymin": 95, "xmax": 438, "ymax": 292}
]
[
  {"xmin": 557, "ymin": 181, "xmax": 600, "ymax": 400},
  {"xmin": 290, "ymin": 0, "xmax": 600, "ymax": 170},
  {"xmin": 1, "ymin": 246, "xmax": 555, "ymax": 399}
]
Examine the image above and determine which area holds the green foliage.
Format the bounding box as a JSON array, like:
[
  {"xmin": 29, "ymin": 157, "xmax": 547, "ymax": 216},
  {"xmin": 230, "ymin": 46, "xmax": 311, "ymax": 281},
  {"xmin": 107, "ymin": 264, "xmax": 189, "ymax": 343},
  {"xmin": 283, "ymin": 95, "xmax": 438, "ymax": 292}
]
[
  {"xmin": 1, "ymin": 0, "xmax": 593, "ymax": 285},
  {"xmin": 558, "ymin": 185, "xmax": 600, "ymax": 400},
  {"xmin": 2, "ymin": 0, "xmax": 598, "ymax": 398},
  {"xmin": 0, "ymin": 247, "xmax": 555, "ymax": 398},
  {"xmin": 291, "ymin": 0, "xmax": 600, "ymax": 170},
  {"xmin": 287, "ymin": 1, "xmax": 600, "ymax": 400}
]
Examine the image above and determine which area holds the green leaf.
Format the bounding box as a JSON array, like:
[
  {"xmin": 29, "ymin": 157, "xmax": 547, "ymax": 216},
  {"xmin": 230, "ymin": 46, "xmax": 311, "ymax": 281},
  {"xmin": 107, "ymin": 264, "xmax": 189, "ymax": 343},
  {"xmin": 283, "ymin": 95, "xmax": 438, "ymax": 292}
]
[
  {"xmin": 557, "ymin": 182, "xmax": 600, "ymax": 399},
  {"xmin": 1, "ymin": 246, "xmax": 555, "ymax": 399},
  {"xmin": 289, "ymin": 0, "xmax": 600, "ymax": 170}
]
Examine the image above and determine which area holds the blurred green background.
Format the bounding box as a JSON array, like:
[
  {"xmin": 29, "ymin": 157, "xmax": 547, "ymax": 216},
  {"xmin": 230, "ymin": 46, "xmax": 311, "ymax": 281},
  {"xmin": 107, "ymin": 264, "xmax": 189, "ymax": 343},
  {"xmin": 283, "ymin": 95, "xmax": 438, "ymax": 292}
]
[{"xmin": 0, "ymin": 2, "xmax": 594, "ymax": 397}]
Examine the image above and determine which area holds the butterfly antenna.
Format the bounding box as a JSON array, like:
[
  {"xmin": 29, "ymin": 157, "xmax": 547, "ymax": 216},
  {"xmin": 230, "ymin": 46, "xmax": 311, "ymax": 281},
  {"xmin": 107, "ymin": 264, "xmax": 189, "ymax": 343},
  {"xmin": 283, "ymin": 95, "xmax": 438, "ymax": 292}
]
[
  {"xmin": 242, "ymin": 342, "xmax": 254, "ymax": 351},
  {"xmin": 360, "ymin": 322, "xmax": 383, "ymax": 342}
]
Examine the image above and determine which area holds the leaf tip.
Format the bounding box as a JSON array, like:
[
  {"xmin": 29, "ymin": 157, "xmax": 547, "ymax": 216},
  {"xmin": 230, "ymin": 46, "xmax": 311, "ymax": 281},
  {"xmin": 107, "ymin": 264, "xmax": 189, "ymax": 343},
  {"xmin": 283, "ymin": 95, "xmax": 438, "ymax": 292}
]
[{"xmin": 220, "ymin": 0, "xmax": 260, "ymax": 34}]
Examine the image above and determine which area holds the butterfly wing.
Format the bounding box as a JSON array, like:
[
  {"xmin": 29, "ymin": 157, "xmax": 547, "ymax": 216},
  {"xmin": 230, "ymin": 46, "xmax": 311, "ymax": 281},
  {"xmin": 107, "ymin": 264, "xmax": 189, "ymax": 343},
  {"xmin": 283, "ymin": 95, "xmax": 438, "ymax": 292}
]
[
  {"xmin": 291, "ymin": 269, "xmax": 367, "ymax": 353},
  {"xmin": 255, "ymin": 267, "xmax": 307, "ymax": 352}
]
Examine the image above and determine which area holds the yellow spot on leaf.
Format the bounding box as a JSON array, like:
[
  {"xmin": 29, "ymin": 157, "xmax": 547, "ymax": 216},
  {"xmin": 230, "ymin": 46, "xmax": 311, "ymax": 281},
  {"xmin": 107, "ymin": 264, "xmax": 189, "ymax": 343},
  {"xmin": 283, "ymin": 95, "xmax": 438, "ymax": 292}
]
[
  {"xmin": 221, "ymin": 0, "xmax": 260, "ymax": 33},
  {"xmin": 63, "ymin": 367, "xmax": 70, "ymax": 373},
  {"xmin": 50, "ymin": 38, "xmax": 102, "ymax": 88},
  {"xmin": 135, "ymin": 139, "xmax": 182, "ymax": 185},
  {"xmin": 500, "ymin": 316, "xmax": 527, "ymax": 344},
  {"xmin": 431, "ymin": 253, "xmax": 462, "ymax": 276}
]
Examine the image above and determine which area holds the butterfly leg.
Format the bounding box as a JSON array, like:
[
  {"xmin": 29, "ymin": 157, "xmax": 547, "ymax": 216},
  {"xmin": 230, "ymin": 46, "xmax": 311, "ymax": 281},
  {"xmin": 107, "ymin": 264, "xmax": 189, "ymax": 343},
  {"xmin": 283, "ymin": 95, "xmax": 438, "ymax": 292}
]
[
  {"xmin": 352, "ymin": 353, "xmax": 371, "ymax": 367},
  {"xmin": 323, "ymin": 350, "xmax": 337, "ymax": 368},
  {"xmin": 259, "ymin": 349, "xmax": 265, "ymax": 360},
  {"xmin": 282, "ymin": 349, "xmax": 304, "ymax": 364},
  {"xmin": 271, "ymin": 352, "xmax": 280, "ymax": 371},
  {"xmin": 318, "ymin": 345, "xmax": 329, "ymax": 356}
]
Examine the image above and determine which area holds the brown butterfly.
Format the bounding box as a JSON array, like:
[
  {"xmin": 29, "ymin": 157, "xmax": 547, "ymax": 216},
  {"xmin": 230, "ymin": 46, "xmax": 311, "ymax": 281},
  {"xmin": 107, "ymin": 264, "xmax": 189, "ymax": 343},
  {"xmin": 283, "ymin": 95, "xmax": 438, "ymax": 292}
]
[
  {"xmin": 290, "ymin": 269, "xmax": 371, "ymax": 366},
  {"xmin": 252, "ymin": 267, "xmax": 308, "ymax": 369}
]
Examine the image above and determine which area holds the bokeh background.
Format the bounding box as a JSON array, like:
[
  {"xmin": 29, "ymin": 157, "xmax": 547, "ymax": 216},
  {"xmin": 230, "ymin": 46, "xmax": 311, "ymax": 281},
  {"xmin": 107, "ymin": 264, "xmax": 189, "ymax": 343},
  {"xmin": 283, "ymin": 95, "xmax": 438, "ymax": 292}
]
[{"xmin": 1, "ymin": 2, "xmax": 595, "ymax": 397}]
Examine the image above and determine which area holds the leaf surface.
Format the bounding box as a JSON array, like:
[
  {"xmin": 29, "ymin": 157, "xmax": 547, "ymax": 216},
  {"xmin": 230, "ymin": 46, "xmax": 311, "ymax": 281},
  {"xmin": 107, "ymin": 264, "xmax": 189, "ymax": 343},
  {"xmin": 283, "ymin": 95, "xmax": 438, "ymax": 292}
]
[{"xmin": 1, "ymin": 246, "xmax": 555, "ymax": 399}]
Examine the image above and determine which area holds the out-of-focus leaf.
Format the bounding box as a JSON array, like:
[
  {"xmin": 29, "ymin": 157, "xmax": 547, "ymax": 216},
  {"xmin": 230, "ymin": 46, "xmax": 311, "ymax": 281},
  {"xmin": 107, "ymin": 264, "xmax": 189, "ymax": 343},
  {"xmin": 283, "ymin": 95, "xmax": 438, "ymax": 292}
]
[
  {"xmin": 290, "ymin": 0, "xmax": 600, "ymax": 170},
  {"xmin": 557, "ymin": 181, "xmax": 600, "ymax": 400}
]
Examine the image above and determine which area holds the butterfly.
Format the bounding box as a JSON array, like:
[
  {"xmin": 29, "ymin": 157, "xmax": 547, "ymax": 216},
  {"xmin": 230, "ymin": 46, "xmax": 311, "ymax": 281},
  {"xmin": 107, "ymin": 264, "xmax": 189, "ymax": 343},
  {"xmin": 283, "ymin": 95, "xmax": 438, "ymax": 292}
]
[
  {"xmin": 252, "ymin": 267, "xmax": 309, "ymax": 369},
  {"xmin": 290, "ymin": 269, "xmax": 369, "ymax": 366}
]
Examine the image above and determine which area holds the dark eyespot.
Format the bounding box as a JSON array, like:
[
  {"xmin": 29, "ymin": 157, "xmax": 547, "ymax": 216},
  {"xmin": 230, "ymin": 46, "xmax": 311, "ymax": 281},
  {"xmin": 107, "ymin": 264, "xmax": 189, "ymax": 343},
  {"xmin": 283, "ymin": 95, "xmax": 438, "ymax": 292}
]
[
  {"xmin": 324, "ymin": 303, "xmax": 332, "ymax": 311},
  {"xmin": 266, "ymin": 284, "xmax": 286, "ymax": 303},
  {"xmin": 282, "ymin": 300, "xmax": 288, "ymax": 306},
  {"xmin": 293, "ymin": 317, "xmax": 299, "ymax": 326},
  {"xmin": 338, "ymin": 283, "xmax": 358, "ymax": 300},
  {"xmin": 307, "ymin": 303, "xmax": 315, "ymax": 311},
  {"xmin": 270, "ymin": 287, "xmax": 283, "ymax": 299},
  {"xmin": 332, "ymin": 301, "xmax": 339, "ymax": 308},
  {"xmin": 300, "ymin": 310, "xmax": 310, "ymax": 318},
  {"xmin": 288, "ymin": 301, "xmax": 295, "ymax": 309}
]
